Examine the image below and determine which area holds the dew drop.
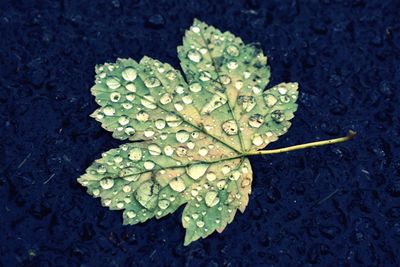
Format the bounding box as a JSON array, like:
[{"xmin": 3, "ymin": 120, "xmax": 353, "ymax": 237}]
[
  {"xmin": 144, "ymin": 161, "xmax": 155, "ymax": 170},
  {"xmin": 128, "ymin": 148, "xmax": 142, "ymax": 161},
  {"xmin": 169, "ymin": 177, "xmax": 186, "ymax": 192},
  {"xmin": 116, "ymin": 202, "xmax": 124, "ymax": 209},
  {"xmin": 165, "ymin": 70, "xmax": 177, "ymax": 80},
  {"xmin": 187, "ymin": 164, "xmax": 209, "ymax": 180},
  {"xmin": 234, "ymin": 80, "xmax": 243, "ymax": 90},
  {"xmin": 278, "ymin": 86, "xmax": 288, "ymax": 95},
  {"xmin": 100, "ymin": 177, "xmax": 114, "ymax": 190},
  {"xmin": 97, "ymin": 165, "xmax": 107, "ymax": 174},
  {"xmin": 227, "ymin": 61, "xmax": 238, "ymax": 70},
  {"xmin": 144, "ymin": 77, "xmax": 161, "ymax": 88},
  {"xmin": 237, "ymin": 95, "xmax": 256, "ymax": 112},
  {"xmin": 196, "ymin": 221, "xmax": 205, "ymax": 228},
  {"xmin": 136, "ymin": 110, "xmax": 149, "ymax": 122},
  {"xmin": 110, "ymin": 92, "xmax": 121, "ymax": 102},
  {"xmin": 191, "ymin": 189, "xmax": 199, "ymax": 197},
  {"xmin": 154, "ymin": 119, "xmax": 166, "ymax": 130},
  {"xmin": 144, "ymin": 129, "xmax": 155, "ymax": 137},
  {"xmin": 106, "ymin": 77, "xmax": 121, "ymax": 89},
  {"xmin": 126, "ymin": 94, "xmax": 135, "ymax": 101},
  {"xmin": 113, "ymin": 155, "xmax": 123, "ymax": 163},
  {"xmin": 252, "ymin": 135, "xmax": 264, "ymax": 146},
  {"xmin": 225, "ymin": 45, "xmax": 240, "ymax": 57},
  {"xmin": 205, "ymin": 191, "xmax": 220, "ymax": 207},
  {"xmin": 92, "ymin": 188, "xmax": 100, "ymax": 196},
  {"xmin": 216, "ymin": 180, "xmax": 226, "ymax": 190},
  {"xmin": 121, "ymin": 68, "xmax": 137, "ymax": 81},
  {"xmin": 158, "ymin": 199, "xmax": 170, "ymax": 210},
  {"xmin": 176, "ymin": 146, "xmax": 188, "ymax": 157},
  {"xmin": 175, "ymin": 85, "xmax": 185, "ymax": 94},
  {"xmin": 229, "ymin": 170, "xmax": 241, "ymax": 181},
  {"xmin": 166, "ymin": 115, "xmax": 182, "ymax": 127},
  {"xmin": 189, "ymin": 83, "xmax": 202, "ymax": 93},
  {"xmin": 122, "ymin": 102, "xmax": 133, "ymax": 109},
  {"xmin": 174, "ymin": 102, "xmax": 184, "ymax": 111},
  {"xmin": 248, "ymin": 114, "xmax": 264, "ymax": 128},
  {"xmin": 221, "ymin": 165, "xmax": 231, "ymax": 174},
  {"xmin": 222, "ymin": 120, "xmax": 238, "ymax": 135},
  {"xmin": 148, "ymin": 144, "xmax": 162, "ymax": 156},
  {"xmin": 264, "ymin": 94, "xmax": 278, "ymax": 107},
  {"xmin": 102, "ymin": 106, "xmax": 115, "ymax": 116},
  {"xmin": 103, "ymin": 199, "xmax": 112, "ymax": 206},
  {"xmin": 192, "ymin": 213, "xmax": 199, "ymax": 220},
  {"xmin": 160, "ymin": 93, "xmax": 173, "ymax": 105},
  {"xmin": 118, "ymin": 115, "xmax": 130, "ymax": 126},
  {"xmin": 126, "ymin": 211, "xmax": 136, "ymax": 218},
  {"xmin": 164, "ymin": 145, "xmax": 174, "ymax": 156},
  {"xmin": 199, "ymin": 71, "xmax": 211, "ymax": 82},
  {"xmin": 141, "ymin": 96, "xmax": 157, "ymax": 109},
  {"xmin": 182, "ymin": 95, "xmax": 193, "ymax": 104},
  {"xmin": 191, "ymin": 26, "xmax": 200, "ymax": 33},
  {"xmin": 199, "ymin": 147, "xmax": 208, "ymax": 156},
  {"xmin": 271, "ymin": 110, "xmax": 285, "ymax": 122},
  {"xmin": 187, "ymin": 49, "xmax": 202, "ymax": 63},
  {"xmin": 176, "ymin": 130, "xmax": 190, "ymax": 143},
  {"xmin": 206, "ymin": 172, "xmax": 216, "ymax": 181},
  {"xmin": 220, "ymin": 75, "xmax": 231, "ymax": 85},
  {"xmin": 123, "ymin": 185, "xmax": 132, "ymax": 193},
  {"xmin": 125, "ymin": 83, "xmax": 136, "ymax": 92}
]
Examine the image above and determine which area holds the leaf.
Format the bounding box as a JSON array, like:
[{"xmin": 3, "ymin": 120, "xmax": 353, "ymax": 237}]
[{"xmin": 78, "ymin": 19, "xmax": 299, "ymax": 245}]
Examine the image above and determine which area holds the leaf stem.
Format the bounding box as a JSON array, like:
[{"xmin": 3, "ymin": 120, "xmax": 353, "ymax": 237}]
[{"xmin": 244, "ymin": 130, "xmax": 356, "ymax": 156}]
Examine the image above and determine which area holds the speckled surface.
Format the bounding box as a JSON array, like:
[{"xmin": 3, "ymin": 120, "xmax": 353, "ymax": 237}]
[{"xmin": 1, "ymin": 0, "xmax": 399, "ymax": 266}]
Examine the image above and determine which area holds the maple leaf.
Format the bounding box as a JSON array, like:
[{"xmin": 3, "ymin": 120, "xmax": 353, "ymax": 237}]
[{"xmin": 78, "ymin": 19, "xmax": 355, "ymax": 245}]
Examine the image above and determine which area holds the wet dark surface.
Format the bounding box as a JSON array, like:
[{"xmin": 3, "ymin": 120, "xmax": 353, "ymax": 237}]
[{"xmin": 1, "ymin": 0, "xmax": 400, "ymax": 266}]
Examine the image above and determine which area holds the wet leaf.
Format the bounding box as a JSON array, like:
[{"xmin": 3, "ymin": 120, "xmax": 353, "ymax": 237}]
[{"xmin": 78, "ymin": 19, "xmax": 298, "ymax": 245}]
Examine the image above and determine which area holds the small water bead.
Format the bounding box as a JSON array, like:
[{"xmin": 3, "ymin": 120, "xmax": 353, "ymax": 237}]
[
  {"xmin": 191, "ymin": 132, "xmax": 199, "ymax": 139},
  {"xmin": 182, "ymin": 95, "xmax": 193, "ymax": 104},
  {"xmin": 184, "ymin": 216, "xmax": 191, "ymax": 222},
  {"xmin": 128, "ymin": 148, "xmax": 142, "ymax": 161},
  {"xmin": 199, "ymin": 147, "xmax": 208, "ymax": 156},
  {"xmin": 191, "ymin": 26, "xmax": 200, "ymax": 33},
  {"xmin": 205, "ymin": 191, "xmax": 220, "ymax": 207},
  {"xmin": 187, "ymin": 164, "xmax": 208, "ymax": 180},
  {"xmin": 248, "ymin": 114, "xmax": 264, "ymax": 128},
  {"xmin": 176, "ymin": 146, "xmax": 188, "ymax": 157},
  {"xmin": 206, "ymin": 172, "xmax": 216, "ymax": 181},
  {"xmin": 102, "ymin": 106, "xmax": 115, "ymax": 116},
  {"xmin": 144, "ymin": 76, "xmax": 161, "ymax": 88},
  {"xmin": 271, "ymin": 110, "xmax": 285, "ymax": 122},
  {"xmin": 136, "ymin": 111, "xmax": 149, "ymax": 122},
  {"xmin": 199, "ymin": 48, "xmax": 207, "ymax": 54},
  {"xmin": 103, "ymin": 199, "xmax": 112, "ymax": 206},
  {"xmin": 116, "ymin": 202, "xmax": 124, "ymax": 209},
  {"xmin": 222, "ymin": 120, "xmax": 238, "ymax": 135},
  {"xmin": 97, "ymin": 165, "xmax": 107, "ymax": 174},
  {"xmin": 225, "ymin": 45, "xmax": 240, "ymax": 57},
  {"xmin": 227, "ymin": 61, "xmax": 239, "ymax": 70},
  {"xmin": 169, "ymin": 177, "xmax": 186, "ymax": 192},
  {"xmin": 243, "ymin": 72, "xmax": 251, "ymax": 79},
  {"xmin": 196, "ymin": 221, "xmax": 205, "ymax": 228},
  {"xmin": 199, "ymin": 71, "xmax": 211, "ymax": 82},
  {"xmin": 126, "ymin": 94, "xmax": 135, "ymax": 101},
  {"xmin": 123, "ymin": 185, "xmax": 132, "ymax": 193},
  {"xmin": 121, "ymin": 68, "xmax": 137, "ymax": 81},
  {"xmin": 141, "ymin": 96, "xmax": 157, "ymax": 109},
  {"xmin": 191, "ymin": 189, "xmax": 199, "ymax": 197},
  {"xmin": 92, "ymin": 189, "xmax": 100, "ymax": 196},
  {"xmin": 229, "ymin": 170, "xmax": 241, "ymax": 181},
  {"xmin": 154, "ymin": 119, "xmax": 166, "ymax": 129},
  {"xmin": 235, "ymin": 80, "xmax": 243, "ymax": 90},
  {"xmin": 221, "ymin": 165, "xmax": 231, "ymax": 174},
  {"xmin": 166, "ymin": 115, "xmax": 182, "ymax": 127},
  {"xmin": 158, "ymin": 199, "xmax": 170, "ymax": 210},
  {"xmin": 118, "ymin": 116, "xmax": 130, "ymax": 126},
  {"xmin": 160, "ymin": 133, "xmax": 168, "ymax": 140},
  {"xmin": 125, "ymin": 83, "xmax": 136, "ymax": 92},
  {"xmin": 252, "ymin": 86, "xmax": 262, "ymax": 94},
  {"xmin": 124, "ymin": 197, "xmax": 131, "ymax": 203},
  {"xmin": 144, "ymin": 130, "xmax": 155, "ymax": 137},
  {"xmin": 192, "ymin": 213, "xmax": 199, "ymax": 220},
  {"xmin": 187, "ymin": 142, "xmax": 195, "ymax": 149},
  {"xmin": 264, "ymin": 94, "xmax": 277, "ymax": 107},
  {"xmin": 174, "ymin": 102, "xmax": 184, "ymax": 111},
  {"xmin": 220, "ymin": 75, "xmax": 231, "ymax": 85},
  {"xmin": 278, "ymin": 86, "xmax": 288, "ymax": 95},
  {"xmin": 160, "ymin": 93, "xmax": 173, "ymax": 105},
  {"xmin": 165, "ymin": 70, "xmax": 177, "ymax": 80},
  {"xmin": 110, "ymin": 92, "xmax": 121, "ymax": 102},
  {"xmin": 113, "ymin": 155, "xmax": 123, "ymax": 163},
  {"xmin": 148, "ymin": 144, "xmax": 162, "ymax": 156},
  {"xmin": 175, "ymin": 85, "xmax": 185, "ymax": 94},
  {"xmin": 189, "ymin": 83, "xmax": 202, "ymax": 93},
  {"xmin": 144, "ymin": 161, "xmax": 155, "ymax": 170},
  {"xmin": 252, "ymin": 135, "xmax": 264, "ymax": 146},
  {"xmin": 216, "ymin": 180, "xmax": 226, "ymax": 190},
  {"xmin": 106, "ymin": 77, "xmax": 121, "ymax": 89},
  {"xmin": 187, "ymin": 49, "xmax": 202, "ymax": 63},
  {"xmin": 122, "ymin": 102, "xmax": 133, "ymax": 109},
  {"xmin": 100, "ymin": 177, "xmax": 114, "ymax": 190},
  {"xmin": 280, "ymin": 95, "xmax": 291, "ymax": 103},
  {"xmin": 176, "ymin": 130, "xmax": 190, "ymax": 143},
  {"xmin": 125, "ymin": 127, "xmax": 135, "ymax": 136},
  {"xmin": 164, "ymin": 145, "xmax": 174, "ymax": 156},
  {"xmin": 237, "ymin": 95, "xmax": 256, "ymax": 112},
  {"xmin": 126, "ymin": 211, "xmax": 136, "ymax": 218}
]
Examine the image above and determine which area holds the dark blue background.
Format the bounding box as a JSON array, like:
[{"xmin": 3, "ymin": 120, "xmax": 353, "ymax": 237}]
[{"xmin": 1, "ymin": 0, "xmax": 399, "ymax": 266}]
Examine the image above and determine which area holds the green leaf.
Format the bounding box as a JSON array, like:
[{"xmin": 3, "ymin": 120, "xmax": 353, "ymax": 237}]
[{"xmin": 78, "ymin": 19, "xmax": 298, "ymax": 245}]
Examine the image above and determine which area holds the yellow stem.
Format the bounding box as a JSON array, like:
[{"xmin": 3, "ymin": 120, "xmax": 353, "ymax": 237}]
[{"xmin": 244, "ymin": 130, "xmax": 356, "ymax": 156}]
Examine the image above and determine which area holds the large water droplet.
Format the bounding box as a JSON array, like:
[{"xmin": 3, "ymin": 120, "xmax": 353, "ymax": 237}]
[
  {"xmin": 222, "ymin": 120, "xmax": 238, "ymax": 135},
  {"xmin": 125, "ymin": 127, "xmax": 135, "ymax": 136},
  {"xmin": 144, "ymin": 77, "xmax": 161, "ymax": 88},
  {"xmin": 122, "ymin": 68, "xmax": 137, "ymax": 81},
  {"xmin": 166, "ymin": 115, "xmax": 182, "ymax": 127},
  {"xmin": 164, "ymin": 145, "xmax": 174, "ymax": 156},
  {"xmin": 187, "ymin": 49, "xmax": 202, "ymax": 63},
  {"xmin": 148, "ymin": 144, "xmax": 162, "ymax": 156},
  {"xmin": 248, "ymin": 114, "xmax": 264, "ymax": 128},
  {"xmin": 125, "ymin": 83, "xmax": 136, "ymax": 92},
  {"xmin": 187, "ymin": 164, "xmax": 208, "ymax": 180},
  {"xmin": 182, "ymin": 95, "xmax": 193, "ymax": 104},
  {"xmin": 199, "ymin": 147, "xmax": 208, "ymax": 156},
  {"xmin": 141, "ymin": 95, "xmax": 157, "ymax": 109},
  {"xmin": 221, "ymin": 165, "xmax": 231, "ymax": 174},
  {"xmin": 227, "ymin": 61, "xmax": 238, "ymax": 70},
  {"xmin": 144, "ymin": 161, "xmax": 155, "ymax": 170},
  {"xmin": 252, "ymin": 135, "xmax": 264, "ymax": 146},
  {"xmin": 206, "ymin": 172, "xmax": 216, "ymax": 181},
  {"xmin": 110, "ymin": 92, "xmax": 121, "ymax": 102},
  {"xmin": 264, "ymin": 94, "xmax": 277, "ymax": 107},
  {"xmin": 154, "ymin": 119, "xmax": 166, "ymax": 129},
  {"xmin": 189, "ymin": 83, "xmax": 202, "ymax": 93},
  {"xmin": 100, "ymin": 177, "xmax": 114, "ymax": 190},
  {"xmin": 176, "ymin": 130, "xmax": 190, "ymax": 143},
  {"xmin": 126, "ymin": 211, "xmax": 136, "ymax": 218},
  {"xmin": 237, "ymin": 95, "xmax": 256, "ymax": 112},
  {"xmin": 229, "ymin": 170, "xmax": 241, "ymax": 181},
  {"xmin": 160, "ymin": 93, "xmax": 173, "ymax": 105},
  {"xmin": 196, "ymin": 220, "xmax": 205, "ymax": 228},
  {"xmin": 129, "ymin": 148, "xmax": 142, "ymax": 161},
  {"xmin": 102, "ymin": 106, "xmax": 115, "ymax": 116},
  {"xmin": 136, "ymin": 110, "xmax": 149, "ymax": 122},
  {"xmin": 205, "ymin": 191, "xmax": 220, "ymax": 207},
  {"xmin": 169, "ymin": 177, "xmax": 186, "ymax": 192},
  {"xmin": 158, "ymin": 199, "xmax": 170, "ymax": 210},
  {"xmin": 118, "ymin": 115, "xmax": 130, "ymax": 126},
  {"xmin": 106, "ymin": 77, "xmax": 121, "ymax": 89}
]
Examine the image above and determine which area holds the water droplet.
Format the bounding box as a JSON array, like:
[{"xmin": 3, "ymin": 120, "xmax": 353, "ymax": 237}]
[
  {"xmin": 205, "ymin": 191, "xmax": 220, "ymax": 207},
  {"xmin": 278, "ymin": 86, "xmax": 288, "ymax": 95},
  {"xmin": 221, "ymin": 165, "xmax": 231, "ymax": 174},
  {"xmin": 110, "ymin": 92, "xmax": 121, "ymax": 102},
  {"xmin": 187, "ymin": 164, "xmax": 208, "ymax": 180},
  {"xmin": 243, "ymin": 71, "xmax": 251, "ymax": 79},
  {"xmin": 126, "ymin": 211, "xmax": 136, "ymax": 218},
  {"xmin": 222, "ymin": 120, "xmax": 238, "ymax": 135},
  {"xmin": 126, "ymin": 94, "xmax": 135, "ymax": 101},
  {"xmin": 280, "ymin": 95, "xmax": 291, "ymax": 103},
  {"xmin": 229, "ymin": 170, "xmax": 241, "ymax": 181},
  {"xmin": 170, "ymin": 177, "xmax": 186, "ymax": 192},
  {"xmin": 113, "ymin": 155, "xmax": 123, "ymax": 163},
  {"xmin": 102, "ymin": 106, "xmax": 115, "ymax": 116},
  {"xmin": 160, "ymin": 93, "xmax": 173, "ymax": 105},
  {"xmin": 118, "ymin": 115, "xmax": 130, "ymax": 126},
  {"xmin": 199, "ymin": 71, "xmax": 211, "ymax": 82},
  {"xmin": 175, "ymin": 85, "xmax": 185, "ymax": 94},
  {"xmin": 187, "ymin": 49, "xmax": 202, "ymax": 63},
  {"xmin": 176, "ymin": 146, "xmax": 188, "ymax": 157},
  {"xmin": 176, "ymin": 130, "xmax": 190, "ymax": 143},
  {"xmin": 136, "ymin": 110, "xmax": 149, "ymax": 122},
  {"xmin": 100, "ymin": 177, "xmax": 114, "ymax": 190},
  {"xmin": 164, "ymin": 145, "xmax": 174, "ymax": 156},
  {"xmin": 166, "ymin": 115, "xmax": 182, "ymax": 127},
  {"xmin": 144, "ymin": 76, "xmax": 161, "ymax": 88},
  {"xmin": 235, "ymin": 80, "xmax": 243, "ymax": 90},
  {"xmin": 206, "ymin": 172, "xmax": 216, "ymax": 181},
  {"xmin": 220, "ymin": 75, "xmax": 231, "ymax": 85},
  {"xmin": 252, "ymin": 135, "xmax": 264, "ymax": 146},
  {"xmin": 237, "ymin": 95, "xmax": 256, "ymax": 112},
  {"xmin": 155, "ymin": 119, "xmax": 166, "ymax": 129},
  {"xmin": 252, "ymin": 86, "xmax": 262, "ymax": 94},
  {"xmin": 97, "ymin": 165, "xmax": 107, "ymax": 174},
  {"xmin": 125, "ymin": 83, "xmax": 136, "ymax": 92},
  {"xmin": 122, "ymin": 102, "xmax": 133, "ymax": 109},
  {"xmin": 225, "ymin": 45, "xmax": 240, "ymax": 57},
  {"xmin": 189, "ymin": 83, "xmax": 202, "ymax": 93},
  {"xmin": 182, "ymin": 95, "xmax": 193, "ymax": 104},
  {"xmin": 92, "ymin": 188, "xmax": 100, "ymax": 196},
  {"xmin": 123, "ymin": 185, "xmax": 132, "ymax": 193},
  {"xmin": 128, "ymin": 148, "xmax": 142, "ymax": 161},
  {"xmin": 144, "ymin": 161, "xmax": 155, "ymax": 170},
  {"xmin": 192, "ymin": 213, "xmax": 199, "ymax": 219},
  {"xmin": 199, "ymin": 147, "xmax": 208, "ymax": 156},
  {"xmin": 187, "ymin": 142, "xmax": 195, "ymax": 149},
  {"xmin": 174, "ymin": 102, "xmax": 184, "ymax": 111},
  {"xmin": 158, "ymin": 199, "xmax": 170, "ymax": 210},
  {"xmin": 191, "ymin": 26, "xmax": 200, "ymax": 33},
  {"xmin": 196, "ymin": 220, "xmax": 205, "ymax": 228},
  {"xmin": 216, "ymin": 180, "xmax": 226, "ymax": 190},
  {"xmin": 227, "ymin": 61, "xmax": 238, "ymax": 70},
  {"xmin": 148, "ymin": 144, "xmax": 162, "ymax": 156},
  {"xmin": 165, "ymin": 70, "xmax": 177, "ymax": 80},
  {"xmin": 121, "ymin": 67, "xmax": 137, "ymax": 81},
  {"xmin": 248, "ymin": 114, "xmax": 264, "ymax": 128},
  {"xmin": 106, "ymin": 77, "xmax": 121, "ymax": 89},
  {"xmin": 116, "ymin": 202, "xmax": 124, "ymax": 209},
  {"xmin": 271, "ymin": 110, "xmax": 285, "ymax": 122},
  {"xmin": 264, "ymin": 94, "xmax": 277, "ymax": 107},
  {"xmin": 184, "ymin": 216, "xmax": 191, "ymax": 222},
  {"xmin": 141, "ymin": 96, "xmax": 157, "ymax": 109},
  {"xmin": 191, "ymin": 189, "xmax": 199, "ymax": 197},
  {"xmin": 144, "ymin": 129, "xmax": 155, "ymax": 137},
  {"xmin": 103, "ymin": 198, "xmax": 112, "ymax": 206}
]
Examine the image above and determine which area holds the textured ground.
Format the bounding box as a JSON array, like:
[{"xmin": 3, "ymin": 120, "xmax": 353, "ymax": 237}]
[{"xmin": 1, "ymin": 0, "xmax": 400, "ymax": 266}]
